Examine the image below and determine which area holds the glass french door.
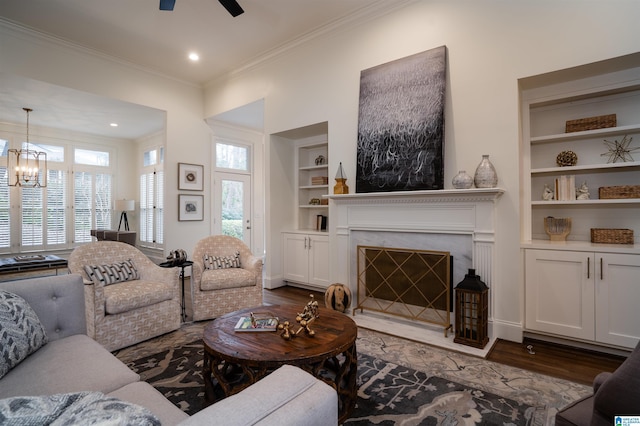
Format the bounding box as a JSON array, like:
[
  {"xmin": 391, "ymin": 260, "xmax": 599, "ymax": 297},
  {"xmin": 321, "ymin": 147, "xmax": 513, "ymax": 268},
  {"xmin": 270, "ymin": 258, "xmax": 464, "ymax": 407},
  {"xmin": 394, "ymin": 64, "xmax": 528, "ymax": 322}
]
[{"xmin": 213, "ymin": 172, "xmax": 251, "ymax": 246}]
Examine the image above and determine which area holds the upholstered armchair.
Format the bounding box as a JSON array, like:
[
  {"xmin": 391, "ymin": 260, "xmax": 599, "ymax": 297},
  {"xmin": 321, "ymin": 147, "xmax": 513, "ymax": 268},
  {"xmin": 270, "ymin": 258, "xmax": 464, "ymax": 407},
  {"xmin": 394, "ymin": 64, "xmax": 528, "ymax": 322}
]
[
  {"xmin": 68, "ymin": 241, "xmax": 181, "ymax": 351},
  {"xmin": 191, "ymin": 235, "xmax": 263, "ymax": 322},
  {"xmin": 556, "ymin": 340, "xmax": 640, "ymax": 426}
]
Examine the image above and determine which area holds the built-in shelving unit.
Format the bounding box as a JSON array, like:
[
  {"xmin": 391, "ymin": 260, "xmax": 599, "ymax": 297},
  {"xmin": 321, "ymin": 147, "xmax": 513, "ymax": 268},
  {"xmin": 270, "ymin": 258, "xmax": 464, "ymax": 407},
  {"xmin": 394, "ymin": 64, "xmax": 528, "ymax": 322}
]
[
  {"xmin": 521, "ymin": 61, "xmax": 640, "ymax": 246},
  {"xmin": 520, "ymin": 54, "xmax": 640, "ymax": 350}
]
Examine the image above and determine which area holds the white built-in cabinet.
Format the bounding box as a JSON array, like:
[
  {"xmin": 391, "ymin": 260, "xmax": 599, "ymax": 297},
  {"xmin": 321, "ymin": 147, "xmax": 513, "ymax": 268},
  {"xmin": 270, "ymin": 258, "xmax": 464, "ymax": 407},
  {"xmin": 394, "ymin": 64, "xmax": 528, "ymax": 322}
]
[
  {"xmin": 521, "ymin": 54, "xmax": 640, "ymax": 350},
  {"xmin": 282, "ymin": 232, "xmax": 330, "ymax": 288},
  {"xmin": 271, "ymin": 122, "xmax": 330, "ymax": 290},
  {"xmin": 525, "ymin": 249, "xmax": 640, "ymax": 349}
]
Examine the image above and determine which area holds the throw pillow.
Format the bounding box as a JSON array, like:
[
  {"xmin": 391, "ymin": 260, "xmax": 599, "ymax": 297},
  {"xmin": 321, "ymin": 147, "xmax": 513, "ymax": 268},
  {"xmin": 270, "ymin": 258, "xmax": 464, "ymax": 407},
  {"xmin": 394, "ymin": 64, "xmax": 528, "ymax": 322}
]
[
  {"xmin": 0, "ymin": 290, "xmax": 48, "ymax": 379},
  {"xmin": 203, "ymin": 251, "xmax": 241, "ymax": 270},
  {"xmin": 0, "ymin": 391, "xmax": 161, "ymax": 425},
  {"xmin": 84, "ymin": 259, "xmax": 140, "ymax": 286}
]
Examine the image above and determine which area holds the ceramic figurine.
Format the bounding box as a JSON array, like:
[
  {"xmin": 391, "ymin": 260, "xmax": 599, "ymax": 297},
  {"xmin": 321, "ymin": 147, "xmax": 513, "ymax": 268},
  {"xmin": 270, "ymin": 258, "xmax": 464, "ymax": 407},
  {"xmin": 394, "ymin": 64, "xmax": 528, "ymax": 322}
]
[
  {"xmin": 576, "ymin": 182, "xmax": 590, "ymax": 200},
  {"xmin": 542, "ymin": 184, "xmax": 554, "ymax": 201}
]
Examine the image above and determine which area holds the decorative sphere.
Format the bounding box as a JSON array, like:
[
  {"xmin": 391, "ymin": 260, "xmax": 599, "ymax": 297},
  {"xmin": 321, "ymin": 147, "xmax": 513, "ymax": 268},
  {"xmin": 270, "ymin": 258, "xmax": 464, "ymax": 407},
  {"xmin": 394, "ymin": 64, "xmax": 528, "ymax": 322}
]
[{"xmin": 324, "ymin": 283, "xmax": 351, "ymax": 313}]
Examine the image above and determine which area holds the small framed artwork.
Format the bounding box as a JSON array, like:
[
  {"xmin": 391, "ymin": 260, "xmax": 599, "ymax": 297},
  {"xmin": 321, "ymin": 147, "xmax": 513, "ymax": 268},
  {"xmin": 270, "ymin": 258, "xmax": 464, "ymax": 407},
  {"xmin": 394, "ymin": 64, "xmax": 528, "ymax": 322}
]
[
  {"xmin": 178, "ymin": 194, "xmax": 204, "ymax": 221},
  {"xmin": 178, "ymin": 163, "xmax": 204, "ymax": 191}
]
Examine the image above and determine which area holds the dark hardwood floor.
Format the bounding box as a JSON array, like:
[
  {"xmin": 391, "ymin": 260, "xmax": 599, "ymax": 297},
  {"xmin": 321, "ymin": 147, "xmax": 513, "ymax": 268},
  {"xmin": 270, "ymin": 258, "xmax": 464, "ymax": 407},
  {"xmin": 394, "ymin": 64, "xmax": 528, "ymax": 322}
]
[{"xmin": 262, "ymin": 285, "xmax": 626, "ymax": 386}]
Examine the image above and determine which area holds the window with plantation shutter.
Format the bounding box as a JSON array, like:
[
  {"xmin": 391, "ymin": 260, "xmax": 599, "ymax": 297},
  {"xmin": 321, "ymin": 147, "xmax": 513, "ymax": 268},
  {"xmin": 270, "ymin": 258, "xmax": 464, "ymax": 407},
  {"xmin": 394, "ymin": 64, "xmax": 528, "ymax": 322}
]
[
  {"xmin": 0, "ymin": 166, "xmax": 10, "ymax": 250},
  {"xmin": 140, "ymin": 170, "xmax": 154, "ymax": 243},
  {"xmin": 21, "ymin": 186, "xmax": 43, "ymax": 247},
  {"xmin": 46, "ymin": 169, "xmax": 66, "ymax": 245},
  {"xmin": 73, "ymin": 171, "xmax": 112, "ymax": 243},
  {"xmin": 1, "ymin": 135, "xmax": 116, "ymax": 253},
  {"xmin": 139, "ymin": 146, "xmax": 163, "ymax": 248}
]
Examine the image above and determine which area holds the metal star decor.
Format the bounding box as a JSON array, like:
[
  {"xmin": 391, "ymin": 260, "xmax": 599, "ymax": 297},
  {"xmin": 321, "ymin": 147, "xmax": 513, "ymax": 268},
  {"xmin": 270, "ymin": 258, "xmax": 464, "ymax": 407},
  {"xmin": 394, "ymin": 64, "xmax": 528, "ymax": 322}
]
[{"xmin": 601, "ymin": 134, "xmax": 640, "ymax": 163}]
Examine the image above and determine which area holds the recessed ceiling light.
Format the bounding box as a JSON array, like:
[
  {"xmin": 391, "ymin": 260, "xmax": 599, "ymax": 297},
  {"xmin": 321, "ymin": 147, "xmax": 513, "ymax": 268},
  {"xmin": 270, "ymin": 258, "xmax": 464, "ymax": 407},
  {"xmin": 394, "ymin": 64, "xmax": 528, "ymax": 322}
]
[
  {"xmin": 188, "ymin": 52, "xmax": 200, "ymax": 62},
  {"xmin": 110, "ymin": 123, "xmax": 118, "ymax": 127}
]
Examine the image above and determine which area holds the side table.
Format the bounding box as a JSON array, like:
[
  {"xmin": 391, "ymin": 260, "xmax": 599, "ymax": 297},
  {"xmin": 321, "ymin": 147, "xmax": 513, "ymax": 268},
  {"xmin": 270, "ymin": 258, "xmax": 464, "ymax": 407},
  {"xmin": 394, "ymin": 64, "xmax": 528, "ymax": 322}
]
[{"xmin": 159, "ymin": 260, "xmax": 193, "ymax": 322}]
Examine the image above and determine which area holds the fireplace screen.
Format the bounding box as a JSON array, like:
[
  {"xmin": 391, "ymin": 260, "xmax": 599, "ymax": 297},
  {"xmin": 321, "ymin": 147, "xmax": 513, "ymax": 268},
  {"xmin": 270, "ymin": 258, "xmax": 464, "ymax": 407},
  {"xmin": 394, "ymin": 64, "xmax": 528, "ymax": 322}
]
[{"xmin": 355, "ymin": 245, "xmax": 452, "ymax": 336}]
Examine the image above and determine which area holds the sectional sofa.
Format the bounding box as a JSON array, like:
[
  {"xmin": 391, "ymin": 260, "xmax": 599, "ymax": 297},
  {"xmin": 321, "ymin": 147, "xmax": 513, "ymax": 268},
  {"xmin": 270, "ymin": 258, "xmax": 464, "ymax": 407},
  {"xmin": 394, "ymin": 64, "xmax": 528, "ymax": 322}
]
[{"xmin": 0, "ymin": 274, "xmax": 338, "ymax": 425}]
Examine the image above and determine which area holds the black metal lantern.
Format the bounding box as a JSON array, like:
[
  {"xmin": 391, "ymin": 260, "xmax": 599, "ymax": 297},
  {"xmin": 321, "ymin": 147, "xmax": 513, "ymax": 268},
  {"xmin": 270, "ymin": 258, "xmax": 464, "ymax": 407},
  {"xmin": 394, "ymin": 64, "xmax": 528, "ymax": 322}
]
[{"xmin": 454, "ymin": 268, "xmax": 489, "ymax": 349}]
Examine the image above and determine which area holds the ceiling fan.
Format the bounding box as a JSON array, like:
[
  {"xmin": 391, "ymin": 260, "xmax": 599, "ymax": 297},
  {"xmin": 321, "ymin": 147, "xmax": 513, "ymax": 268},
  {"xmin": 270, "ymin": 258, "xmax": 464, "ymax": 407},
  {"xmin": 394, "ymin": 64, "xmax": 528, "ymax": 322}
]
[{"xmin": 159, "ymin": 0, "xmax": 244, "ymax": 17}]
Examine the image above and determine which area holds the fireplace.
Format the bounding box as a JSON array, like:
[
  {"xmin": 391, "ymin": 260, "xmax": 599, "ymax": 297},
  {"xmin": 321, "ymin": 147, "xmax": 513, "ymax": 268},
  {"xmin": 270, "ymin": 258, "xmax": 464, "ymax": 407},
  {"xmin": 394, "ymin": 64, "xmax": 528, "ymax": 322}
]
[{"xmin": 327, "ymin": 188, "xmax": 504, "ymax": 339}]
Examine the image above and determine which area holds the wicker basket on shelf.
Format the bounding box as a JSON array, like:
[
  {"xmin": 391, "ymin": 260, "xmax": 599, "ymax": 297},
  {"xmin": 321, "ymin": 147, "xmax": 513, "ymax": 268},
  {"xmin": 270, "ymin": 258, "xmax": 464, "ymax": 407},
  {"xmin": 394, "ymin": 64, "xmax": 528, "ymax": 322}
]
[
  {"xmin": 590, "ymin": 228, "xmax": 634, "ymax": 245},
  {"xmin": 599, "ymin": 185, "xmax": 640, "ymax": 199},
  {"xmin": 565, "ymin": 114, "xmax": 616, "ymax": 133}
]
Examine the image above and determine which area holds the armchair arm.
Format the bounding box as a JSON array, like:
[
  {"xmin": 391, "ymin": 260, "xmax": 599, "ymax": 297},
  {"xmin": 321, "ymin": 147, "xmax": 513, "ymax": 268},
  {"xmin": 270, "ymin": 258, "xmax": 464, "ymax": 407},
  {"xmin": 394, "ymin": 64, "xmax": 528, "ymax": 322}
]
[{"xmin": 191, "ymin": 261, "xmax": 205, "ymax": 293}]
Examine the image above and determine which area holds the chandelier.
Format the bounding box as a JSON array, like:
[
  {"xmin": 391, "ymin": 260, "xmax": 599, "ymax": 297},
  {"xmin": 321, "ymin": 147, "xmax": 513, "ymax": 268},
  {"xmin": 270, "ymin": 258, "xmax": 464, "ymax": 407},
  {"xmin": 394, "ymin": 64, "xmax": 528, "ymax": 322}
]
[{"xmin": 8, "ymin": 108, "xmax": 47, "ymax": 188}]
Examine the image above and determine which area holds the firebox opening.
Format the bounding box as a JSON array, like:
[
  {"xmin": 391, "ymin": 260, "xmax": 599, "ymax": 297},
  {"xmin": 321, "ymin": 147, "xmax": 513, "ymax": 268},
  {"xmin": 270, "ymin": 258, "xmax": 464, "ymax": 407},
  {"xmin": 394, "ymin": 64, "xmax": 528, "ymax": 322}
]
[{"xmin": 356, "ymin": 245, "xmax": 453, "ymax": 335}]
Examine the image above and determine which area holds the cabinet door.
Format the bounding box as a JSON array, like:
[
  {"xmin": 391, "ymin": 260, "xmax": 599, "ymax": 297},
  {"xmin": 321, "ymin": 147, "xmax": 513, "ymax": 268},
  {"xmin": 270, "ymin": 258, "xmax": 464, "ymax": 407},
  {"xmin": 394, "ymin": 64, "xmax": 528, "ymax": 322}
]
[
  {"xmin": 525, "ymin": 249, "xmax": 595, "ymax": 340},
  {"xmin": 282, "ymin": 233, "xmax": 309, "ymax": 284},
  {"xmin": 308, "ymin": 235, "xmax": 329, "ymax": 288},
  {"xmin": 596, "ymin": 253, "xmax": 640, "ymax": 349}
]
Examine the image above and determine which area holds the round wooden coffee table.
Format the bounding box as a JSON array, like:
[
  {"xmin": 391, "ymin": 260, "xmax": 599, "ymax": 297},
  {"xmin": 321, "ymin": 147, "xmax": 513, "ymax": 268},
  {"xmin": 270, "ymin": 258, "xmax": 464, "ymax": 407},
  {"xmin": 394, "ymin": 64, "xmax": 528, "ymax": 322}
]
[{"xmin": 202, "ymin": 304, "xmax": 358, "ymax": 423}]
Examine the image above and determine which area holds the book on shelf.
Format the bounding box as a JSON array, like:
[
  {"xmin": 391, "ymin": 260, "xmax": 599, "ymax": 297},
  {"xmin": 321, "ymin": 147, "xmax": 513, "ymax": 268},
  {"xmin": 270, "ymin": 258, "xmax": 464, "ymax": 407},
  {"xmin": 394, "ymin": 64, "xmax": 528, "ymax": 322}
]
[
  {"xmin": 316, "ymin": 214, "xmax": 327, "ymax": 231},
  {"xmin": 311, "ymin": 176, "xmax": 329, "ymax": 185},
  {"xmin": 554, "ymin": 175, "xmax": 575, "ymax": 201},
  {"xmin": 234, "ymin": 313, "xmax": 279, "ymax": 332}
]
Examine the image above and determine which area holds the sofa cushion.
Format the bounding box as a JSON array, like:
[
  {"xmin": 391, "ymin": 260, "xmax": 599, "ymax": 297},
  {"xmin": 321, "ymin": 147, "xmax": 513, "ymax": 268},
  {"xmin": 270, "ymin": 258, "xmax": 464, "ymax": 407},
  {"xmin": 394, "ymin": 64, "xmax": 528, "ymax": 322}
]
[
  {"xmin": 84, "ymin": 259, "xmax": 140, "ymax": 285},
  {"xmin": 0, "ymin": 391, "xmax": 160, "ymax": 426},
  {"xmin": 200, "ymin": 268, "xmax": 256, "ymax": 291},
  {"xmin": 203, "ymin": 251, "xmax": 240, "ymax": 270},
  {"xmin": 108, "ymin": 382, "xmax": 188, "ymax": 426},
  {"xmin": 181, "ymin": 365, "xmax": 338, "ymax": 426},
  {"xmin": 0, "ymin": 290, "xmax": 48, "ymax": 379},
  {"xmin": 104, "ymin": 280, "xmax": 174, "ymax": 315},
  {"xmin": 0, "ymin": 334, "xmax": 139, "ymax": 399}
]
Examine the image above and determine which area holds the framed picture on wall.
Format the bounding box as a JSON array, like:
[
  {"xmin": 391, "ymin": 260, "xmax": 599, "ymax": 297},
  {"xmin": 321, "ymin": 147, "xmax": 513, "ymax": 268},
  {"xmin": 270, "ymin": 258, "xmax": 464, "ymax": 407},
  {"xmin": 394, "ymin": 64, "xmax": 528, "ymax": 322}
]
[
  {"xmin": 178, "ymin": 163, "xmax": 204, "ymax": 191},
  {"xmin": 178, "ymin": 194, "xmax": 204, "ymax": 221}
]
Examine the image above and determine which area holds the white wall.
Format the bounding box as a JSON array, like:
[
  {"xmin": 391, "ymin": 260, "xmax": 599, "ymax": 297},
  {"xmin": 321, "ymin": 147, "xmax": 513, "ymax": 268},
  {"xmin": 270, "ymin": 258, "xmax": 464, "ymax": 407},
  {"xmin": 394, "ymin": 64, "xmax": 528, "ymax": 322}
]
[
  {"xmin": 0, "ymin": 22, "xmax": 213, "ymax": 256},
  {"xmin": 203, "ymin": 0, "xmax": 640, "ymax": 341}
]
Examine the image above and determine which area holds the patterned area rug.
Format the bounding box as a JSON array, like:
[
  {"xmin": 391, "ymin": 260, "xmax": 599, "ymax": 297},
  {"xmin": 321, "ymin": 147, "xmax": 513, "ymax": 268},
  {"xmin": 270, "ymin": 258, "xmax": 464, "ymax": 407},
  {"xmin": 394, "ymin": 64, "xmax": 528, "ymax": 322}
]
[
  {"xmin": 114, "ymin": 322, "xmax": 591, "ymax": 425},
  {"xmin": 346, "ymin": 353, "xmax": 534, "ymax": 425}
]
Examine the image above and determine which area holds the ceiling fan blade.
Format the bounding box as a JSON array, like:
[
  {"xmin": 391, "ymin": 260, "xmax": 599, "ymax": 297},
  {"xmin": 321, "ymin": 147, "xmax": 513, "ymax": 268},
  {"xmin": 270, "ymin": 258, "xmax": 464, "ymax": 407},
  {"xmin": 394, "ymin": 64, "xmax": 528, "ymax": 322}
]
[
  {"xmin": 218, "ymin": 0, "xmax": 244, "ymax": 17},
  {"xmin": 159, "ymin": 0, "xmax": 176, "ymax": 11}
]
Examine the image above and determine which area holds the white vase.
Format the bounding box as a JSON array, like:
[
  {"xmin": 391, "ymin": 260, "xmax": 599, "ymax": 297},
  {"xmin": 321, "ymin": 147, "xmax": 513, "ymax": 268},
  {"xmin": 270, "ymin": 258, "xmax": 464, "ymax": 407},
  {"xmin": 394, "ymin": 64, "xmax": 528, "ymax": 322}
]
[
  {"xmin": 452, "ymin": 170, "xmax": 473, "ymax": 189},
  {"xmin": 474, "ymin": 155, "xmax": 498, "ymax": 188}
]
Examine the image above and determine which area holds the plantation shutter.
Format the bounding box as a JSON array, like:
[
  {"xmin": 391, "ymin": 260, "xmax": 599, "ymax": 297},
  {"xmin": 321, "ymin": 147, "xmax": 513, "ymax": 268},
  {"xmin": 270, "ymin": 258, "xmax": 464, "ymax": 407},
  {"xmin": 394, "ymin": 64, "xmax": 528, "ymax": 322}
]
[
  {"xmin": 140, "ymin": 171, "xmax": 154, "ymax": 243},
  {"xmin": 156, "ymin": 169, "xmax": 164, "ymax": 244},
  {"xmin": 95, "ymin": 173, "xmax": 112, "ymax": 230},
  {"xmin": 46, "ymin": 169, "xmax": 66, "ymax": 245},
  {"xmin": 0, "ymin": 167, "xmax": 9, "ymax": 249},
  {"xmin": 74, "ymin": 171, "xmax": 92, "ymax": 243},
  {"xmin": 21, "ymin": 186, "xmax": 43, "ymax": 247}
]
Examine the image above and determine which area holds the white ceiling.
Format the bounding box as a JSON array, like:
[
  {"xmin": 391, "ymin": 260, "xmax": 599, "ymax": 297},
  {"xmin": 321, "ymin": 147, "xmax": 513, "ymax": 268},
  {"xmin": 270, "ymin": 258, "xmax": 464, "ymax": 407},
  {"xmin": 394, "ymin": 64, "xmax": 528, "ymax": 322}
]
[{"xmin": 0, "ymin": 0, "xmax": 408, "ymax": 139}]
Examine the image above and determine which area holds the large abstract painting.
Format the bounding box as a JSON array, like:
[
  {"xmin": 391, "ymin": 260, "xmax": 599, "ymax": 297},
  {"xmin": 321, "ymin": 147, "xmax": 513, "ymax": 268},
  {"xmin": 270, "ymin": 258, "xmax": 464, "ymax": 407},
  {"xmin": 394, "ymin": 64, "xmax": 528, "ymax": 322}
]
[{"xmin": 356, "ymin": 46, "xmax": 447, "ymax": 193}]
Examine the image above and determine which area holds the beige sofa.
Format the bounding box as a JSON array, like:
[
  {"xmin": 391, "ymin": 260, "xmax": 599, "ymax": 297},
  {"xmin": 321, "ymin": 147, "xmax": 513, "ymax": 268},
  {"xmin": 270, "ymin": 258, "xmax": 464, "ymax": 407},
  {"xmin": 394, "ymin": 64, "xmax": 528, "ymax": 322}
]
[
  {"xmin": 0, "ymin": 274, "xmax": 338, "ymax": 425},
  {"xmin": 68, "ymin": 241, "xmax": 181, "ymax": 351}
]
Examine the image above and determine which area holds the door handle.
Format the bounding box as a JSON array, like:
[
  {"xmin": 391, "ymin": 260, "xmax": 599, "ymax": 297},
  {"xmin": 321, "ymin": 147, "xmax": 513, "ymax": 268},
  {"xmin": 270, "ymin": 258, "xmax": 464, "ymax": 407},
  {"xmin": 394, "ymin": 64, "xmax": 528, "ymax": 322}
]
[
  {"xmin": 600, "ymin": 257, "xmax": 603, "ymax": 281},
  {"xmin": 587, "ymin": 257, "xmax": 590, "ymax": 279},
  {"xmin": 304, "ymin": 237, "xmax": 307, "ymax": 249},
  {"xmin": 308, "ymin": 238, "xmax": 312, "ymax": 249}
]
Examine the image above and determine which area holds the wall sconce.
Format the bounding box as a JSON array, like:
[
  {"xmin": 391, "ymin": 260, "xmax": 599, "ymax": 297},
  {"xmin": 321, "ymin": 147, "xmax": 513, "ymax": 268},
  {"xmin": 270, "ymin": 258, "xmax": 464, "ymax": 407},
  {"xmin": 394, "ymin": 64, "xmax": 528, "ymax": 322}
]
[
  {"xmin": 115, "ymin": 199, "xmax": 135, "ymax": 231},
  {"xmin": 333, "ymin": 162, "xmax": 349, "ymax": 194},
  {"xmin": 7, "ymin": 108, "xmax": 47, "ymax": 188},
  {"xmin": 454, "ymin": 268, "xmax": 489, "ymax": 349}
]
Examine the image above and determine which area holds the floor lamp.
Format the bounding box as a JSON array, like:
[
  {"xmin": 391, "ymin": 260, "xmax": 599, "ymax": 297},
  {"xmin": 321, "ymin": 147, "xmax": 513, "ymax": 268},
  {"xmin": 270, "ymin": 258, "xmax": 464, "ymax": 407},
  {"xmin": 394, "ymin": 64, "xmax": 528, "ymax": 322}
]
[{"xmin": 116, "ymin": 199, "xmax": 135, "ymax": 231}]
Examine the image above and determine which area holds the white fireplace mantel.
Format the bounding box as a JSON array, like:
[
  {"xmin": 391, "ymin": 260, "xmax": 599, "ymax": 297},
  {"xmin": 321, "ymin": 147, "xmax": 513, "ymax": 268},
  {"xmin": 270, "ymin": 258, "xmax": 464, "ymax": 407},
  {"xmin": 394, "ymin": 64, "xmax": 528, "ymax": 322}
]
[{"xmin": 326, "ymin": 188, "xmax": 504, "ymax": 355}]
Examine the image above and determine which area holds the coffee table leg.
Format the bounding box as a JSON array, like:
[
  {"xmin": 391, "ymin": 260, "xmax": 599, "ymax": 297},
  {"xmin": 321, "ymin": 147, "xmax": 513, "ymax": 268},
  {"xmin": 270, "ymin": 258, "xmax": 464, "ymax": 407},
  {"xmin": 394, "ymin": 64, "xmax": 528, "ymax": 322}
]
[{"xmin": 337, "ymin": 342, "xmax": 358, "ymax": 423}]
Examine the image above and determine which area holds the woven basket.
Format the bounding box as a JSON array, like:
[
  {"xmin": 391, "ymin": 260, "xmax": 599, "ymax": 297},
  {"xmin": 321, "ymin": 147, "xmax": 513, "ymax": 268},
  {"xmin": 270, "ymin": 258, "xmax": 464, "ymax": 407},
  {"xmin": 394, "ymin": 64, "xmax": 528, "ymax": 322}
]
[
  {"xmin": 590, "ymin": 228, "xmax": 634, "ymax": 244},
  {"xmin": 565, "ymin": 114, "xmax": 616, "ymax": 133},
  {"xmin": 599, "ymin": 185, "xmax": 640, "ymax": 199}
]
